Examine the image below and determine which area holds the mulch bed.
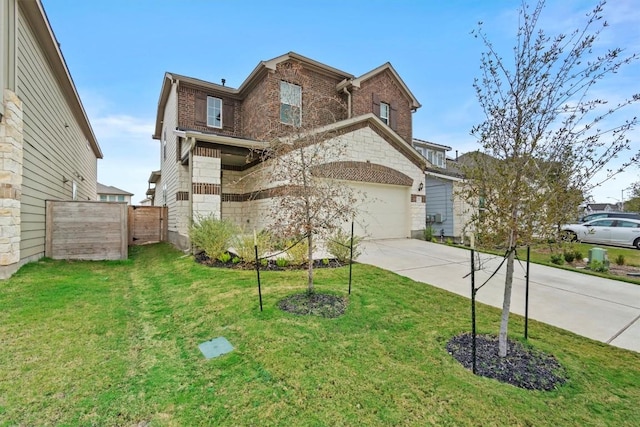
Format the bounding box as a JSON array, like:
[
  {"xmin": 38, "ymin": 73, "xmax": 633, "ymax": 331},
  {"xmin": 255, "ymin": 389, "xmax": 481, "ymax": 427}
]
[
  {"xmin": 446, "ymin": 333, "xmax": 567, "ymax": 391},
  {"xmin": 194, "ymin": 252, "xmax": 344, "ymax": 270},
  {"xmin": 278, "ymin": 293, "xmax": 348, "ymax": 318}
]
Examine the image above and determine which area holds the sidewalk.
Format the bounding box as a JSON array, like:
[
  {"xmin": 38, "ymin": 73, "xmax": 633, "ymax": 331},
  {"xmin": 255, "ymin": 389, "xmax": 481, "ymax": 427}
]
[{"xmin": 358, "ymin": 239, "xmax": 640, "ymax": 353}]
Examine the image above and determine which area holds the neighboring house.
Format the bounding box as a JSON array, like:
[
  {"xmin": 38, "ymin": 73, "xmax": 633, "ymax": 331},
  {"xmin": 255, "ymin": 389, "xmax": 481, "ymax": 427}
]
[
  {"xmin": 150, "ymin": 52, "xmax": 426, "ymax": 250},
  {"xmin": 97, "ymin": 183, "xmax": 133, "ymax": 204},
  {"xmin": 0, "ymin": 0, "xmax": 103, "ymax": 278},
  {"xmin": 138, "ymin": 198, "xmax": 152, "ymax": 206},
  {"xmin": 419, "ymin": 144, "xmax": 475, "ymax": 242},
  {"xmin": 412, "ymin": 138, "xmax": 450, "ymax": 169},
  {"xmin": 584, "ymin": 203, "xmax": 619, "ymax": 213}
]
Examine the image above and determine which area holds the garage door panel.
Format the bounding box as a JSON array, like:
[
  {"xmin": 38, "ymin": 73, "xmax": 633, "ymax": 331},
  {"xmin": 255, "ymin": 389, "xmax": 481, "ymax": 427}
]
[{"xmin": 349, "ymin": 182, "xmax": 410, "ymax": 240}]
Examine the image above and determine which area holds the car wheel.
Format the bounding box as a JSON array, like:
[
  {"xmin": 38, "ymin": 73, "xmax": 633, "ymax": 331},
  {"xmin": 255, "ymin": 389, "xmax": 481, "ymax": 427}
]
[
  {"xmin": 561, "ymin": 231, "xmax": 577, "ymax": 242},
  {"xmin": 635, "ymin": 238, "xmax": 640, "ymax": 250}
]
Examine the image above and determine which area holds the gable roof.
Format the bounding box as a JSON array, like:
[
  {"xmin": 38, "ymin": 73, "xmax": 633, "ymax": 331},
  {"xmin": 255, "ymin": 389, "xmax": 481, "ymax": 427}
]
[
  {"xmin": 348, "ymin": 63, "xmax": 421, "ymax": 110},
  {"xmin": 413, "ymin": 138, "xmax": 452, "ymax": 151},
  {"xmin": 154, "ymin": 52, "xmax": 421, "ymax": 139},
  {"xmin": 97, "ymin": 183, "xmax": 133, "ymax": 196}
]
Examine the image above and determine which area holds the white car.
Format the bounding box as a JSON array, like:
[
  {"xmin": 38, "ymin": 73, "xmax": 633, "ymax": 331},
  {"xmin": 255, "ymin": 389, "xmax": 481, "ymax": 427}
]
[{"xmin": 561, "ymin": 218, "xmax": 640, "ymax": 249}]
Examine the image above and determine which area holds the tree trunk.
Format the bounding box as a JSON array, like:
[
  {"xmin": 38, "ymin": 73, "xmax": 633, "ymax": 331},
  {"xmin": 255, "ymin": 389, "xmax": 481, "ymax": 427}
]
[
  {"xmin": 499, "ymin": 248, "xmax": 515, "ymax": 357},
  {"xmin": 307, "ymin": 233, "xmax": 314, "ymax": 294}
]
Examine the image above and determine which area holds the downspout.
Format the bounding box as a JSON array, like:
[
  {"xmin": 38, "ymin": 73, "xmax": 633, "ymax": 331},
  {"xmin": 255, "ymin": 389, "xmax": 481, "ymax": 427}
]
[
  {"xmin": 342, "ymin": 86, "xmax": 352, "ymax": 119},
  {"xmin": 188, "ymin": 136, "xmax": 195, "ymax": 251}
]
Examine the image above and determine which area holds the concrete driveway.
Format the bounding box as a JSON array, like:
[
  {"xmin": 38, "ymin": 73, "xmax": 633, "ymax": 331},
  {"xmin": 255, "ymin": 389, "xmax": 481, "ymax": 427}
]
[{"xmin": 358, "ymin": 239, "xmax": 640, "ymax": 353}]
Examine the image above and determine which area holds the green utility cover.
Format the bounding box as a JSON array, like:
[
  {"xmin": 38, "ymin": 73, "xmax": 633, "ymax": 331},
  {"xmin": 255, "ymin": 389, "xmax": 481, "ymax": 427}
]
[
  {"xmin": 198, "ymin": 337, "xmax": 233, "ymax": 359},
  {"xmin": 589, "ymin": 247, "xmax": 608, "ymax": 263}
]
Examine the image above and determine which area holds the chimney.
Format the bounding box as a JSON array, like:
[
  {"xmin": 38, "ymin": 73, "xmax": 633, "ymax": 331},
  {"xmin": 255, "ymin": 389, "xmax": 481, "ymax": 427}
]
[
  {"xmin": 221, "ymin": 78, "xmax": 226, "ymax": 86},
  {"xmin": 455, "ymin": 150, "xmax": 458, "ymax": 161}
]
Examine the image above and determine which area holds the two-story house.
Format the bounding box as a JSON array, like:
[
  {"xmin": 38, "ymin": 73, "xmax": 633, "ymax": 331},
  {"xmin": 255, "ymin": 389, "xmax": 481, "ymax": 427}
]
[
  {"xmin": 97, "ymin": 183, "xmax": 133, "ymax": 204},
  {"xmin": 150, "ymin": 52, "xmax": 426, "ymax": 250},
  {"xmin": 0, "ymin": 0, "xmax": 102, "ymax": 278}
]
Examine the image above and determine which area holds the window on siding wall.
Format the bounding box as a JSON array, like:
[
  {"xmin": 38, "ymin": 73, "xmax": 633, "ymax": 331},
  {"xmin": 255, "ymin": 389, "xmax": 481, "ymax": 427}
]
[
  {"xmin": 425, "ymin": 149, "xmax": 446, "ymax": 168},
  {"xmin": 72, "ymin": 181, "xmax": 78, "ymax": 200},
  {"xmin": 162, "ymin": 129, "xmax": 167, "ymax": 160},
  {"xmin": 280, "ymin": 81, "xmax": 301, "ymax": 126},
  {"xmin": 162, "ymin": 184, "xmax": 167, "ymax": 206},
  {"xmin": 207, "ymin": 96, "xmax": 222, "ymax": 128}
]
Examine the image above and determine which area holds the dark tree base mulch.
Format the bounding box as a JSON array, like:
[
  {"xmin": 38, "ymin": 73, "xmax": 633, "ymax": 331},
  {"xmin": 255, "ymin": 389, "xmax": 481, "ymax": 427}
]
[
  {"xmin": 446, "ymin": 333, "xmax": 567, "ymax": 391},
  {"xmin": 195, "ymin": 252, "xmax": 344, "ymax": 270},
  {"xmin": 278, "ymin": 293, "xmax": 347, "ymax": 318}
]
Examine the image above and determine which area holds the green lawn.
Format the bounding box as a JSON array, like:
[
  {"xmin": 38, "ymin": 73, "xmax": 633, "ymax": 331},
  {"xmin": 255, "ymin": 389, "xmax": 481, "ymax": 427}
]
[
  {"xmin": 526, "ymin": 242, "xmax": 640, "ymax": 285},
  {"xmin": 1, "ymin": 243, "xmax": 639, "ymax": 426}
]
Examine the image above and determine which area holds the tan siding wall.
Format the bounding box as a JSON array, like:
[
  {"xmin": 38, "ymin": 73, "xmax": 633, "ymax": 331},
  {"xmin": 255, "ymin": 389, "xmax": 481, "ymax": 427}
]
[
  {"xmin": 15, "ymin": 9, "xmax": 98, "ymax": 262},
  {"xmin": 158, "ymin": 82, "xmax": 184, "ymax": 239}
]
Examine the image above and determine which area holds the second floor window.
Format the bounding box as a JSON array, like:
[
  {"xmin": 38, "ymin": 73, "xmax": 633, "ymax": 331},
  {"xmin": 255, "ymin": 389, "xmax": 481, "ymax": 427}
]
[
  {"xmin": 280, "ymin": 81, "xmax": 302, "ymax": 126},
  {"xmin": 426, "ymin": 149, "xmax": 446, "ymax": 168},
  {"xmin": 380, "ymin": 102, "xmax": 390, "ymax": 125},
  {"xmin": 207, "ymin": 96, "xmax": 222, "ymax": 128}
]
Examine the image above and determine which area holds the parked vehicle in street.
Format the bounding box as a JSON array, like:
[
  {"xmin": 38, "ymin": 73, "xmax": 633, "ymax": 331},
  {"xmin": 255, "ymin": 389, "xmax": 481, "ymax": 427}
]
[
  {"xmin": 561, "ymin": 218, "xmax": 640, "ymax": 249},
  {"xmin": 579, "ymin": 211, "xmax": 640, "ymax": 222}
]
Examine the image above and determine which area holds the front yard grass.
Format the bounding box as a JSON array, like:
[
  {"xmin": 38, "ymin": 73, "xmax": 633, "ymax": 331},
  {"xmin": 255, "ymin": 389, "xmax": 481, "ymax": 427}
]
[{"xmin": 1, "ymin": 243, "xmax": 639, "ymax": 426}]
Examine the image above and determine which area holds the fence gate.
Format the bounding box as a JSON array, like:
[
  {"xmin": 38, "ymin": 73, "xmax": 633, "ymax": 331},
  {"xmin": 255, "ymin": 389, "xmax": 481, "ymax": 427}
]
[{"xmin": 128, "ymin": 206, "xmax": 167, "ymax": 245}]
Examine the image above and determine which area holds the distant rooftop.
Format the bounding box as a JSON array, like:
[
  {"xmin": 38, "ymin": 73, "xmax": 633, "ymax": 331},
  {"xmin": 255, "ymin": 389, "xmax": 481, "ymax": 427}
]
[{"xmin": 97, "ymin": 183, "xmax": 133, "ymax": 196}]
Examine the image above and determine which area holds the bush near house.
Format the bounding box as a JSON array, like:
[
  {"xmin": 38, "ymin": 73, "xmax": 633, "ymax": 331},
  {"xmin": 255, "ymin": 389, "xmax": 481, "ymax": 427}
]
[{"xmin": 189, "ymin": 215, "xmax": 238, "ymax": 259}]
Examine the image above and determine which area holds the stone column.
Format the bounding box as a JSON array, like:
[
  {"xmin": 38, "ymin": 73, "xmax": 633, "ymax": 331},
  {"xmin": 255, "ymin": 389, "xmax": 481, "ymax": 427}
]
[
  {"xmin": 0, "ymin": 89, "xmax": 23, "ymax": 279},
  {"xmin": 192, "ymin": 146, "xmax": 221, "ymax": 221}
]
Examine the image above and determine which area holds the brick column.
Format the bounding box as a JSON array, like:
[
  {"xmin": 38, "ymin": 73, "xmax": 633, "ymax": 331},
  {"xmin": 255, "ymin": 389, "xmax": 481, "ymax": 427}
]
[
  {"xmin": 0, "ymin": 89, "xmax": 23, "ymax": 279},
  {"xmin": 192, "ymin": 146, "xmax": 221, "ymax": 220}
]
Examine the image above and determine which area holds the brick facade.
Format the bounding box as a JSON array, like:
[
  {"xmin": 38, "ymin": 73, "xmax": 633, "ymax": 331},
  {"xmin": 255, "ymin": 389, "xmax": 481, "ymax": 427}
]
[
  {"xmin": 175, "ymin": 59, "xmax": 413, "ymax": 143},
  {"xmin": 352, "ymin": 69, "xmax": 413, "ymax": 144}
]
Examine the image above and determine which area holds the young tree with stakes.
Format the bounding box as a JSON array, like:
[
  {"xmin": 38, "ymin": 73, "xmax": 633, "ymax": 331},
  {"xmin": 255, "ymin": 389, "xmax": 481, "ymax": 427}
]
[
  {"xmin": 463, "ymin": 0, "xmax": 640, "ymax": 356},
  {"xmin": 250, "ymin": 62, "xmax": 362, "ymax": 294}
]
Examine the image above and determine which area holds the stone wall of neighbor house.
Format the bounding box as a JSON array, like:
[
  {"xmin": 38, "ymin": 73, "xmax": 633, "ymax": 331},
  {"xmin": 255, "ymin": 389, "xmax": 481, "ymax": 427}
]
[{"xmin": 0, "ymin": 90, "xmax": 23, "ymax": 279}]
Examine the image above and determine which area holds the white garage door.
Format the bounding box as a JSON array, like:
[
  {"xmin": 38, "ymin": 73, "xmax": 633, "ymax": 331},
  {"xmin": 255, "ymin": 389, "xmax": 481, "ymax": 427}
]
[{"xmin": 349, "ymin": 182, "xmax": 411, "ymax": 239}]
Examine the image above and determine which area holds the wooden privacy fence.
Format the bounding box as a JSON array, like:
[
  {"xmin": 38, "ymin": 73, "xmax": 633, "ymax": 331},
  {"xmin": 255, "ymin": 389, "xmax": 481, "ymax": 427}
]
[
  {"xmin": 128, "ymin": 205, "xmax": 168, "ymax": 245},
  {"xmin": 46, "ymin": 200, "xmax": 128, "ymax": 260},
  {"xmin": 45, "ymin": 202, "xmax": 168, "ymax": 261}
]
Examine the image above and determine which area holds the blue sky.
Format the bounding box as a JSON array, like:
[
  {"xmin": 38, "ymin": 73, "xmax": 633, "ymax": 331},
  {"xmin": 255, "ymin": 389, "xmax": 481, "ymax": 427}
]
[{"xmin": 41, "ymin": 0, "xmax": 639, "ymax": 204}]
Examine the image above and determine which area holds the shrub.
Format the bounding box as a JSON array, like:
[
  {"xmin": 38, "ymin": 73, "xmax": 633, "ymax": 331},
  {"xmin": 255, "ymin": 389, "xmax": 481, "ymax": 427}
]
[
  {"xmin": 550, "ymin": 254, "xmax": 564, "ymax": 265},
  {"xmin": 189, "ymin": 215, "xmax": 238, "ymax": 259},
  {"xmin": 276, "ymin": 257, "xmax": 288, "ymax": 268},
  {"xmin": 327, "ymin": 229, "xmax": 363, "ymax": 263},
  {"xmin": 563, "ymin": 251, "xmax": 575, "ymax": 263},
  {"xmin": 615, "ymin": 254, "xmax": 625, "ymax": 266},
  {"xmin": 589, "ymin": 259, "xmax": 608, "ymax": 272},
  {"xmin": 287, "ymin": 237, "xmax": 310, "ymax": 265},
  {"xmin": 217, "ymin": 252, "xmax": 231, "ymax": 263},
  {"xmin": 445, "ymin": 237, "xmax": 454, "ymax": 245},
  {"xmin": 424, "ymin": 226, "xmax": 434, "ymax": 241},
  {"xmin": 574, "ymin": 250, "xmax": 584, "ymax": 261},
  {"xmin": 232, "ymin": 230, "xmax": 272, "ymax": 261},
  {"xmin": 232, "ymin": 256, "xmax": 241, "ymax": 264}
]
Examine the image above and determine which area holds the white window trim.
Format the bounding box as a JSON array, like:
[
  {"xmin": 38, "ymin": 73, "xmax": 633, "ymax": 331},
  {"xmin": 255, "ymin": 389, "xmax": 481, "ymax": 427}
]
[
  {"xmin": 280, "ymin": 81, "xmax": 302, "ymax": 126},
  {"xmin": 72, "ymin": 181, "xmax": 78, "ymax": 200},
  {"xmin": 207, "ymin": 96, "xmax": 223, "ymax": 128},
  {"xmin": 380, "ymin": 102, "xmax": 390, "ymax": 125}
]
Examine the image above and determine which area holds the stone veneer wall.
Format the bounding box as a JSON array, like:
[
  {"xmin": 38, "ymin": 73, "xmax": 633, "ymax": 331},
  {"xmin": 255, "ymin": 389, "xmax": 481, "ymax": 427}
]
[
  {"xmin": 192, "ymin": 147, "xmax": 221, "ymax": 221},
  {"xmin": 0, "ymin": 90, "xmax": 23, "ymax": 279}
]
